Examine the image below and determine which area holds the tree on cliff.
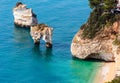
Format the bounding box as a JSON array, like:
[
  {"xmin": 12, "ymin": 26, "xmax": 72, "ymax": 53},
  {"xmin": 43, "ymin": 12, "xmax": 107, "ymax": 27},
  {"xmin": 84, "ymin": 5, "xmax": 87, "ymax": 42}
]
[
  {"xmin": 107, "ymin": 76, "xmax": 120, "ymax": 83},
  {"xmin": 89, "ymin": 0, "xmax": 102, "ymax": 9},
  {"xmin": 104, "ymin": 0, "xmax": 117, "ymax": 11},
  {"xmin": 81, "ymin": 0, "xmax": 119, "ymax": 39},
  {"xmin": 89, "ymin": 0, "xmax": 117, "ymax": 11}
]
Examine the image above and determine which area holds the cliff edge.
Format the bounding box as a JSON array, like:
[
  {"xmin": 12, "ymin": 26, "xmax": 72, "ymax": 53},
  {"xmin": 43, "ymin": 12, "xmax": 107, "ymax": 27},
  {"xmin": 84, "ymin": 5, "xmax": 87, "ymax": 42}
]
[
  {"xmin": 71, "ymin": 0, "xmax": 120, "ymax": 79},
  {"xmin": 71, "ymin": 0, "xmax": 120, "ymax": 77},
  {"xmin": 71, "ymin": 21, "xmax": 120, "ymax": 61}
]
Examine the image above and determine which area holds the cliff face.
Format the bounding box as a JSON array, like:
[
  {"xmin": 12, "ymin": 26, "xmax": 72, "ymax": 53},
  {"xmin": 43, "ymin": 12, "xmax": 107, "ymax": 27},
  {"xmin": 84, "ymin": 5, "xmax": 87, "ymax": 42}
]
[
  {"xmin": 13, "ymin": 2, "xmax": 38, "ymax": 27},
  {"xmin": 71, "ymin": 0, "xmax": 120, "ymax": 78},
  {"xmin": 71, "ymin": 21, "xmax": 120, "ymax": 61},
  {"xmin": 71, "ymin": 0, "xmax": 120, "ymax": 61}
]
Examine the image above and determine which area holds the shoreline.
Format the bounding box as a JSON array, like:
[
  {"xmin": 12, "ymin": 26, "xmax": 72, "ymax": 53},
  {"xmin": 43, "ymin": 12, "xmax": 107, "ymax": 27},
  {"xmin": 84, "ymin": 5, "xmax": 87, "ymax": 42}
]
[{"xmin": 94, "ymin": 62, "xmax": 116, "ymax": 83}]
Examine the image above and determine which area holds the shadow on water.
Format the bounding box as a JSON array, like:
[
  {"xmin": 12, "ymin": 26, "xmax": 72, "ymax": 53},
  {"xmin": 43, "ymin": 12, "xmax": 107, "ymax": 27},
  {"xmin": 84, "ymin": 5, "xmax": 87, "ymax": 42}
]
[
  {"xmin": 14, "ymin": 24, "xmax": 30, "ymax": 30},
  {"xmin": 14, "ymin": 25, "xmax": 53, "ymax": 61},
  {"xmin": 13, "ymin": 25, "xmax": 32, "ymax": 44},
  {"xmin": 32, "ymin": 45, "xmax": 53, "ymax": 61},
  {"xmin": 72, "ymin": 57, "xmax": 105, "ymax": 63},
  {"xmin": 14, "ymin": 24, "xmax": 30, "ymax": 32},
  {"xmin": 32, "ymin": 45, "xmax": 42, "ymax": 56}
]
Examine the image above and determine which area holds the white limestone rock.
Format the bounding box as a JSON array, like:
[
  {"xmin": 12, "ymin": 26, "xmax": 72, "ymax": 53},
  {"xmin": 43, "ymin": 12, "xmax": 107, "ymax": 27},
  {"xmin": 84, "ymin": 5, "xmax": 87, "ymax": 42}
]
[
  {"xmin": 13, "ymin": 2, "xmax": 38, "ymax": 27},
  {"xmin": 71, "ymin": 21, "xmax": 120, "ymax": 62},
  {"xmin": 30, "ymin": 24, "xmax": 53, "ymax": 48}
]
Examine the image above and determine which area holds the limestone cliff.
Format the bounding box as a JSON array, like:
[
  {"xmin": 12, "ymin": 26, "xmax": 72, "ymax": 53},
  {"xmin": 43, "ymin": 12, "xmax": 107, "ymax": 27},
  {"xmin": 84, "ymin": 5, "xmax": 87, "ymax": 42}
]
[
  {"xmin": 71, "ymin": 0, "xmax": 120, "ymax": 61},
  {"xmin": 71, "ymin": 21, "xmax": 120, "ymax": 61},
  {"xmin": 13, "ymin": 2, "xmax": 38, "ymax": 27}
]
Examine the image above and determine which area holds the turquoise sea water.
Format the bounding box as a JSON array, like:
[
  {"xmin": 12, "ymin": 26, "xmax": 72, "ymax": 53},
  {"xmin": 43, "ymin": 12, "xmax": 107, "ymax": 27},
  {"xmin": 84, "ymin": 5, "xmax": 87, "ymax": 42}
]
[{"xmin": 0, "ymin": 0, "xmax": 100, "ymax": 83}]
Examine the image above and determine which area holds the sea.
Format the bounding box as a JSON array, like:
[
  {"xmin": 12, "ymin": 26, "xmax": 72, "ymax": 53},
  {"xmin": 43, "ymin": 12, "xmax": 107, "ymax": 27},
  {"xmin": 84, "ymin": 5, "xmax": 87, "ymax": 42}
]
[{"xmin": 0, "ymin": 0, "xmax": 101, "ymax": 83}]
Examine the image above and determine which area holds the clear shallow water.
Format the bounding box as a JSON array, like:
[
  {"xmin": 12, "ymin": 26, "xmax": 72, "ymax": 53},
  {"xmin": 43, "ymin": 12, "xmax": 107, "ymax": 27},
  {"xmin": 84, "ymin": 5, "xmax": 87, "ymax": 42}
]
[{"xmin": 0, "ymin": 0, "xmax": 100, "ymax": 83}]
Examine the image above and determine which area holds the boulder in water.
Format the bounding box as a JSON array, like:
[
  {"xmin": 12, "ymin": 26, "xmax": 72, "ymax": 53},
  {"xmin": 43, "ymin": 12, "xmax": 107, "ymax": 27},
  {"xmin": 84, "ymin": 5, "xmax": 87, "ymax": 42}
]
[{"xmin": 13, "ymin": 2, "xmax": 38, "ymax": 28}]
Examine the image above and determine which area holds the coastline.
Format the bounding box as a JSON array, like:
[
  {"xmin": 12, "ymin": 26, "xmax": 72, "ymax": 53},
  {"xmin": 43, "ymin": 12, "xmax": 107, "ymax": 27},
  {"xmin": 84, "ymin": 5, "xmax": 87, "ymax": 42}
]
[{"xmin": 94, "ymin": 62, "xmax": 115, "ymax": 83}]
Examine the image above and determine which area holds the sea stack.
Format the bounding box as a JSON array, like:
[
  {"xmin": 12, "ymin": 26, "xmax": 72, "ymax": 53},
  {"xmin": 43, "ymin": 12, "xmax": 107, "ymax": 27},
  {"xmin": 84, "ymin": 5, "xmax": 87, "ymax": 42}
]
[
  {"xmin": 13, "ymin": 2, "xmax": 38, "ymax": 27},
  {"xmin": 30, "ymin": 24, "xmax": 53, "ymax": 48}
]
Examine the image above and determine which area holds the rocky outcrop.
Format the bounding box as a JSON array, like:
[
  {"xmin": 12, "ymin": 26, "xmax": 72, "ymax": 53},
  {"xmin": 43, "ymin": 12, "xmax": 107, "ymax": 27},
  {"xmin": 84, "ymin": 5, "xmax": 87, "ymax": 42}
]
[
  {"xmin": 30, "ymin": 24, "xmax": 53, "ymax": 48},
  {"xmin": 13, "ymin": 2, "xmax": 53, "ymax": 47},
  {"xmin": 71, "ymin": 21, "xmax": 120, "ymax": 62},
  {"xmin": 13, "ymin": 2, "xmax": 38, "ymax": 27}
]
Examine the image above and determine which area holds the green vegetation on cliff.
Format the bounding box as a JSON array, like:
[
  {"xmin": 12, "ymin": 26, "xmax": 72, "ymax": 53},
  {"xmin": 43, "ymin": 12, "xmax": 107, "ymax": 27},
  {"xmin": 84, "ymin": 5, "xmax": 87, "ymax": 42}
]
[
  {"xmin": 81, "ymin": 0, "xmax": 120, "ymax": 39},
  {"xmin": 107, "ymin": 76, "xmax": 120, "ymax": 83}
]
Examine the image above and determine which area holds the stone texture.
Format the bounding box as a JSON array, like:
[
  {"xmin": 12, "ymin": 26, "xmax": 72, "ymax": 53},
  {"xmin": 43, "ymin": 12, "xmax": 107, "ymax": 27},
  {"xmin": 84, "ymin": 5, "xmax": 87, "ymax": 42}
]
[
  {"xmin": 30, "ymin": 24, "xmax": 53, "ymax": 48},
  {"xmin": 71, "ymin": 21, "xmax": 120, "ymax": 61},
  {"xmin": 71, "ymin": 21, "xmax": 120, "ymax": 76},
  {"xmin": 13, "ymin": 2, "xmax": 38, "ymax": 27}
]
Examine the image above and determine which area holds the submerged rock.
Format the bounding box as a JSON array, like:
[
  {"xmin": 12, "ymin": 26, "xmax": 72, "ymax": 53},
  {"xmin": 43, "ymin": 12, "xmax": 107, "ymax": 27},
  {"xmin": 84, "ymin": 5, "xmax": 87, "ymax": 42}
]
[
  {"xmin": 13, "ymin": 2, "xmax": 38, "ymax": 27},
  {"xmin": 30, "ymin": 24, "xmax": 53, "ymax": 48}
]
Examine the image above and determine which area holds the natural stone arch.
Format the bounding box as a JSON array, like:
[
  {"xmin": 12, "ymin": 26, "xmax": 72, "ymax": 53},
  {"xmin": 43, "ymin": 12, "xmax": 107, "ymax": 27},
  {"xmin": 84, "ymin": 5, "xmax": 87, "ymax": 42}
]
[{"xmin": 30, "ymin": 24, "xmax": 53, "ymax": 48}]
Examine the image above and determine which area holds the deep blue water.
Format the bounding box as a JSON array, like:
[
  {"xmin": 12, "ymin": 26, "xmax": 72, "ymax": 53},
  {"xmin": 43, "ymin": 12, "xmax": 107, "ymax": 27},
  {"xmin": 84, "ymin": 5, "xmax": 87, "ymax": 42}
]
[{"xmin": 0, "ymin": 0, "xmax": 100, "ymax": 83}]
